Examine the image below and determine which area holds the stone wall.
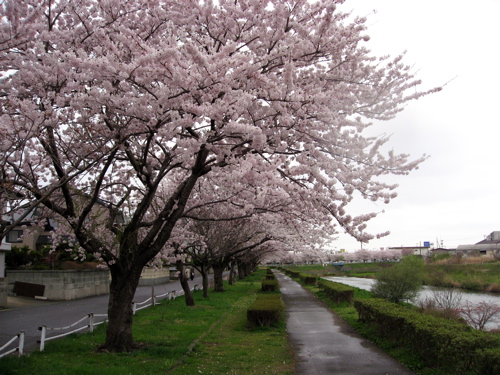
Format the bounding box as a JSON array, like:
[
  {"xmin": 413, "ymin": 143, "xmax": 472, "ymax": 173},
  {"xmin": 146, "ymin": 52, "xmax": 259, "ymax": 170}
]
[{"xmin": 6, "ymin": 269, "xmax": 110, "ymax": 300}]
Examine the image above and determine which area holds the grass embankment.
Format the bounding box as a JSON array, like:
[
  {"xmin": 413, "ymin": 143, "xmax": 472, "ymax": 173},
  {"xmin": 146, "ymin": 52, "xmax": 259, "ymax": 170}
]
[
  {"xmin": 0, "ymin": 270, "xmax": 294, "ymax": 375},
  {"xmin": 424, "ymin": 262, "xmax": 500, "ymax": 292},
  {"xmin": 284, "ymin": 262, "xmax": 391, "ymax": 279},
  {"xmin": 285, "ymin": 260, "xmax": 500, "ymax": 293}
]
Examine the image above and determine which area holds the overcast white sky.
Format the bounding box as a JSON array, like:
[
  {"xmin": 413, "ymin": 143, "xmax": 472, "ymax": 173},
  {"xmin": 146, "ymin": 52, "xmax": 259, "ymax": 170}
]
[{"xmin": 331, "ymin": 0, "xmax": 500, "ymax": 251}]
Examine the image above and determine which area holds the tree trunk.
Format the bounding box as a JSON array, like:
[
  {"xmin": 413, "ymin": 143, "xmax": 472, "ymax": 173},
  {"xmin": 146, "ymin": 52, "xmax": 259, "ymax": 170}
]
[
  {"xmin": 176, "ymin": 259, "xmax": 195, "ymax": 306},
  {"xmin": 212, "ymin": 263, "xmax": 226, "ymax": 292},
  {"xmin": 99, "ymin": 264, "xmax": 142, "ymax": 352},
  {"xmin": 200, "ymin": 265, "xmax": 210, "ymax": 298},
  {"xmin": 237, "ymin": 259, "xmax": 246, "ymax": 279},
  {"xmin": 238, "ymin": 258, "xmax": 254, "ymax": 279},
  {"xmin": 228, "ymin": 259, "xmax": 236, "ymax": 285}
]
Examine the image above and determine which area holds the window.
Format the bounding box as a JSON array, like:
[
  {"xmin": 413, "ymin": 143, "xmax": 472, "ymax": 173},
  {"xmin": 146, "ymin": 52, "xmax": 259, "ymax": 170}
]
[{"xmin": 6, "ymin": 230, "xmax": 23, "ymax": 243}]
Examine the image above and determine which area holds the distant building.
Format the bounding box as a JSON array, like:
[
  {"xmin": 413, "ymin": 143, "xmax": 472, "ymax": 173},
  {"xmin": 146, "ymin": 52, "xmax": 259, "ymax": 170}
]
[
  {"xmin": 388, "ymin": 246, "xmax": 432, "ymax": 257},
  {"xmin": 3, "ymin": 207, "xmax": 58, "ymax": 251},
  {"xmin": 3, "ymin": 195, "xmax": 125, "ymax": 251},
  {"xmin": 0, "ymin": 240, "xmax": 11, "ymax": 278},
  {"xmin": 0, "ymin": 240, "xmax": 9, "ymax": 307},
  {"xmin": 430, "ymin": 247, "xmax": 457, "ymax": 256},
  {"xmin": 455, "ymin": 231, "xmax": 500, "ymax": 257}
]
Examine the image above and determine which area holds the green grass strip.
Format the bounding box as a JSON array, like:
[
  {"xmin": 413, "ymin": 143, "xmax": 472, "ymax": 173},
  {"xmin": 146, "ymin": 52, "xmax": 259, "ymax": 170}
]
[{"xmin": 0, "ymin": 270, "xmax": 294, "ymax": 375}]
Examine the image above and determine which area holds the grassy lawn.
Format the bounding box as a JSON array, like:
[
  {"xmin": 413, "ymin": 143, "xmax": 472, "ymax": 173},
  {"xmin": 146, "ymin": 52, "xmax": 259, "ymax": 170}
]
[{"xmin": 0, "ymin": 269, "xmax": 294, "ymax": 375}]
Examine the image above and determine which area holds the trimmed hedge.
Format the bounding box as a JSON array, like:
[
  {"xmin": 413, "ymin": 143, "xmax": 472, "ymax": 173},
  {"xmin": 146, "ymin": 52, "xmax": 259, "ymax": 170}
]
[
  {"xmin": 247, "ymin": 293, "xmax": 284, "ymax": 327},
  {"xmin": 354, "ymin": 298, "xmax": 500, "ymax": 373},
  {"xmin": 280, "ymin": 269, "xmax": 300, "ymax": 278},
  {"xmin": 262, "ymin": 280, "xmax": 279, "ymax": 292},
  {"xmin": 476, "ymin": 347, "xmax": 500, "ymax": 374},
  {"xmin": 289, "ymin": 270, "xmax": 300, "ymax": 278},
  {"xmin": 317, "ymin": 278, "xmax": 354, "ymax": 305},
  {"xmin": 298, "ymin": 273, "xmax": 317, "ymax": 285}
]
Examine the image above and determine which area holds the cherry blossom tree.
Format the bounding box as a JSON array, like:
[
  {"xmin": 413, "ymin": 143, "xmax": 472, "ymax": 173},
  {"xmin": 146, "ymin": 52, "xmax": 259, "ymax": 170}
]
[
  {"xmin": 192, "ymin": 217, "xmax": 272, "ymax": 292},
  {"xmin": 160, "ymin": 157, "xmax": 335, "ymax": 296},
  {"xmin": 0, "ymin": 0, "xmax": 438, "ymax": 352},
  {"xmin": 353, "ymin": 248, "xmax": 372, "ymax": 262},
  {"xmin": 174, "ymin": 188, "xmax": 328, "ymax": 295}
]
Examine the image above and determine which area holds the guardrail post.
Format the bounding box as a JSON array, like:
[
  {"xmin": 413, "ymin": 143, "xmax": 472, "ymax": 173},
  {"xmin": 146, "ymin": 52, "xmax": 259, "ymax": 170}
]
[
  {"xmin": 132, "ymin": 302, "xmax": 137, "ymax": 315},
  {"xmin": 39, "ymin": 325, "xmax": 46, "ymax": 352},
  {"xmin": 18, "ymin": 331, "xmax": 25, "ymax": 356},
  {"xmin": 89, "ymin": 313, "xmax": 94, "ymax": 333}
]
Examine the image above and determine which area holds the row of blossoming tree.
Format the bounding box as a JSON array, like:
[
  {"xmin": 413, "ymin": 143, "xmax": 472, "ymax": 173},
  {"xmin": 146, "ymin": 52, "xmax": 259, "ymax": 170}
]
[{"xmin": 0, "ymin": 0, "xmax": 439, "ymax": 352}]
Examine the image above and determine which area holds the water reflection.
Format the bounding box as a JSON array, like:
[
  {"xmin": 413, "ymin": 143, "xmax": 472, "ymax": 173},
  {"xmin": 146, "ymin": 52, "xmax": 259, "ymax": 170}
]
[{"xmin": 324, "ymin": 276, "xmax": 500, "ymax": 330}]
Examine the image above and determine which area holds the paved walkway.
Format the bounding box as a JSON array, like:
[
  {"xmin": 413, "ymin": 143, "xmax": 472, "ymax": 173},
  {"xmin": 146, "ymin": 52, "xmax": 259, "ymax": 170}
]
[{"xmin": 275, "ymin": 271, "xmax": 415, "ymax": 375}]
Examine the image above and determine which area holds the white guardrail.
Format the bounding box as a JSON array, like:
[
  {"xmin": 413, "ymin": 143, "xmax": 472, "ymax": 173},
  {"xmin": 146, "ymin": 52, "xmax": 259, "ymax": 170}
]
[
  {"xmin": 0, "ymin": 331, "xmax": 25, "ymax": 358},
  {"xmin": 0, "ymin": 285, "xmax": 198, "ymax": 358}
]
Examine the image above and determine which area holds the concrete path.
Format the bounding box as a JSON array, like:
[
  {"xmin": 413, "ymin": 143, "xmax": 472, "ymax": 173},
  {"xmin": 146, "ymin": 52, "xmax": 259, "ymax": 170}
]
[{"xmin": 275, "ymin": 271, "xmax": 415, "ymax": 375}]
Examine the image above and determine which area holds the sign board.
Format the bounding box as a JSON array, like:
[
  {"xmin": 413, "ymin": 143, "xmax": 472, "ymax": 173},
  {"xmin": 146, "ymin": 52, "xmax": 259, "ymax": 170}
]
[{"xmin": 423, "ymin": 241, "xmax": 431, "ymax": 248}]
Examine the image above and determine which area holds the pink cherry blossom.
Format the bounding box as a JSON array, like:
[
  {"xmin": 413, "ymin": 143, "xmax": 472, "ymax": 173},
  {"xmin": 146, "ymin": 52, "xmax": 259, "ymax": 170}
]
[{"xmin": 0, "ymin": 0, "xmax": 438, "ymax": 352}]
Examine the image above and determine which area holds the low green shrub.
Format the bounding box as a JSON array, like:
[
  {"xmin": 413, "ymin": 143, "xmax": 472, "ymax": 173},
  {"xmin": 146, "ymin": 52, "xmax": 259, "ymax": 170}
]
[
  {"xmin": 247, "ymin": 294, "xmax": 284, "ymax": 327},
  {"xmin": 476, "ymin": 347, "xmax": 500, "ymax": 374},
  {"xmin": 289, "ymin": 270, "xmax": 300, "ymax": 278},
  {"xmin": 265, "ymin": 274, "xmax": 276, "ymax": 280},
  {"xmin": 354, "ymin": 298, "xmax": 500, "ymax": 373},
  {"xmin": 317, "ymin": 278, "xmax": 354, "ymax": 305},
  {"xmin": 262, "ymin": 280, "xmax": 279, "ymax": 292},
  {"xmin": 298, "ymin": 273, "xmax": 316, "ymax": 285},
  {"xmin": 280, "ymin": 268, "xmax": 299, "ymax": 279}
]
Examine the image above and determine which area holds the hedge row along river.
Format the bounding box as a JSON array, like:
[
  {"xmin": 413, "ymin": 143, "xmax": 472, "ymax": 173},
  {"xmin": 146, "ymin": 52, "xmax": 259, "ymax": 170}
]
[{"xmin": 325, "ymin": 276, "xmax": 500, "ymax": 330}]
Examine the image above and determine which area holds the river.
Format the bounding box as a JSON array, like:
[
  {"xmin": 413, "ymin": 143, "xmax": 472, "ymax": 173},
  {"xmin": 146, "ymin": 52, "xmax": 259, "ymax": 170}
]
[{"xmin": 324, "ymin": 276, "xmax": 500, "ymax": 330}]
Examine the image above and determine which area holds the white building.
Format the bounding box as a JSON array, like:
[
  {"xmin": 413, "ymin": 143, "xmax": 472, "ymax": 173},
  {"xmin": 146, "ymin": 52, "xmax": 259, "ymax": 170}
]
[
  {"xmin": 0, "ymin": 240, "xmax": 11, "ymax": 307},
  {"xmin": 389, "ymin": 246, "xmax": 432, "ymax": 258}
]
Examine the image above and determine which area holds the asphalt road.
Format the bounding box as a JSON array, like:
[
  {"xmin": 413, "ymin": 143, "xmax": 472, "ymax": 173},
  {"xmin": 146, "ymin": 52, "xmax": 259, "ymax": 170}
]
[{"xmin": 0, "ymin": 277, "xmax": 204, "ymax": 354}]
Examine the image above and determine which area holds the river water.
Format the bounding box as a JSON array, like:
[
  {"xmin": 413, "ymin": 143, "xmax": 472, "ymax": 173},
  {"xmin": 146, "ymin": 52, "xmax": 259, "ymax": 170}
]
[{"xmin": 324, "ymin": 276, "xmax": 500, "ymax": 330}]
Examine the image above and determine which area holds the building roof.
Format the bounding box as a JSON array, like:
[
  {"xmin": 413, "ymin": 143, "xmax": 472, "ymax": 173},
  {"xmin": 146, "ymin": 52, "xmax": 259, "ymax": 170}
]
[{"xmin": 475, "ymin": 231, "xmax": 500, "ymax": 245}]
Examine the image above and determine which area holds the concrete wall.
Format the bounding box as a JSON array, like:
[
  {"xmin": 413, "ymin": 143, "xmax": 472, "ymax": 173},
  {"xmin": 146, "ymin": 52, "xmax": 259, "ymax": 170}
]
[
  {"xmin": 6, "ymin": 269, "xmax": 110, "ymax": 301},
  {"xmin": 139, "ymin": 268, "xmax": 170, "ymax": 285},
  {"xmin": 0, "ymin": 277, "xmax": 7, "ymax": 307},
  {"xmin": 0, "ymin": 252, "xmax": 6, "ymax": 279},
  {"xmin": 5, "ymin": 267, "xmax": 172, "ymax": 301}
]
